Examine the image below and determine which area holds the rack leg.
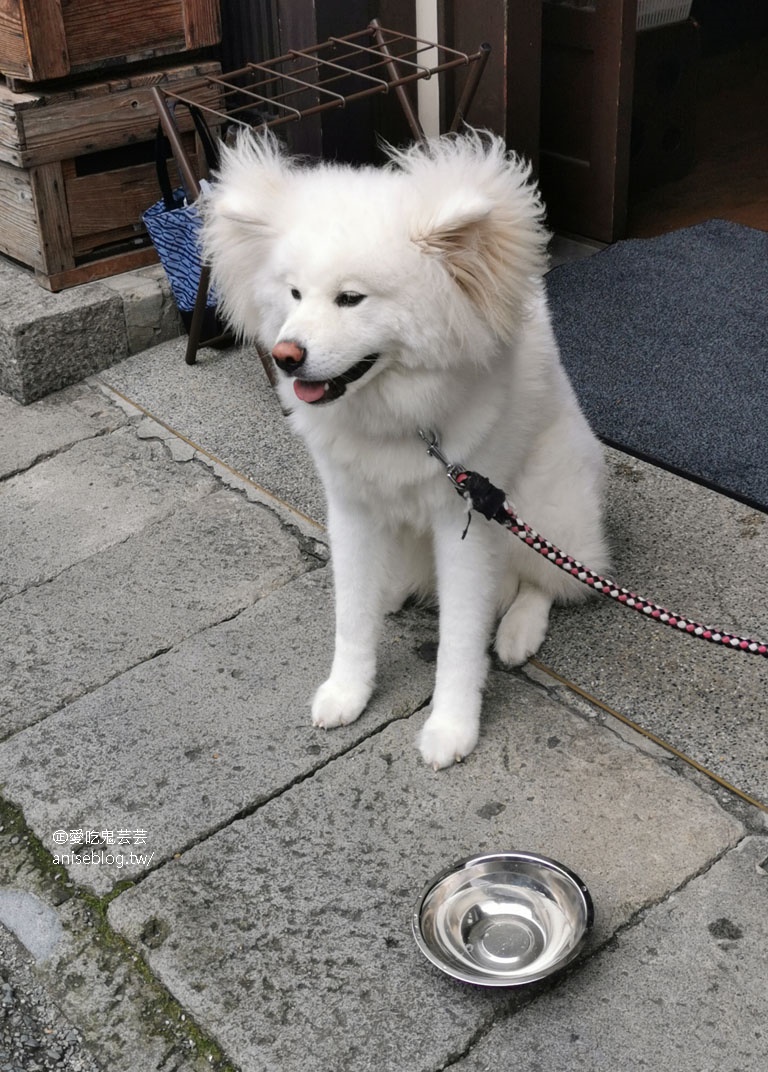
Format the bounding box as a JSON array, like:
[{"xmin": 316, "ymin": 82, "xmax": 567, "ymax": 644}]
[
  {"xmin": 369, "ymin": 19, "xmax": 427, "ymax": 144},
  {"xmin": 449, "ymin": 42, "xmax": 491, "ymax": 132},
  {"xmin": 150, "ymin": 87, "xmax": 202, "ymax": 198},
  {"xmin": 185, "ymin": 264, "xmax": 211, "ymax": 366}
]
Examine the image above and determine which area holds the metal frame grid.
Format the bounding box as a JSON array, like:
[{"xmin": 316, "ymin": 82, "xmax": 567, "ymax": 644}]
[{"xmin": 160, "ymin": 21, "xmax": 489, "ymax": 141}]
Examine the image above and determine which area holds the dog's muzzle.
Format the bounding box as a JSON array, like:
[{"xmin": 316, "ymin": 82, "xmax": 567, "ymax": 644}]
[{"xmin": 271, "ymin": 340, "xmax": 379, "ymax": 405}]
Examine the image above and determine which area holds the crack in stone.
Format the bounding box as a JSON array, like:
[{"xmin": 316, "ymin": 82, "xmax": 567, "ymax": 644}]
[
  {"xmin": 111, "ymin": 696, "xmax": 433, "ymax": 899},
  {"xmin": 0, "ymin": 564, "xmax": 325, "ymax": 746},
  {"xmin": 0, "ymin": 425, "xmax": 119, "ymax": 484}
]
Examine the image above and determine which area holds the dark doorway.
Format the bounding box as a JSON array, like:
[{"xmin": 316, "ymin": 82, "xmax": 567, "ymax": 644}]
[{"xmin": 626, "ymin": 1, "xmax": 768, "ymax": 236}]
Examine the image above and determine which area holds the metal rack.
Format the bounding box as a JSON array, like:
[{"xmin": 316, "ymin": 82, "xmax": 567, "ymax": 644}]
[{"xmin": 151, "ymin": 20, "xmax": 490, "ymax": 367}]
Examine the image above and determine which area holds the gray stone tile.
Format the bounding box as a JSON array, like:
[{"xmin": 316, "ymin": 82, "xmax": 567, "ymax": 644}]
[
  {"xmin": 538, "ymin": 449, "xmax": 768, "ymax": 805},
  {"xmin": 0, "ymin": 426, "xmax": 216, "ymax": 601},
  {"xmin": 450, "ymin": 836, "xmax": 768, "ymax": 1072},
  {"xmin": 107, "ymin": 671, "xmax": 743, "ymax": 1072},
  {"xmin": 99, "ymin": 264, "xmax": 182, "ymax": 355},
  {"xmin": 0, "ymin": 383, "xmax": 127, "ymax": 479},
  {"xmin": 0, "ymin": 570, "xmax": 437, "ymax": 895},
  {"xmin": 0, "ymin": 489, "xmax": 309, "ymax": 736},
  {"xmin": 97, "ymin": 341, "xmax": 328, "ymax": 524}
]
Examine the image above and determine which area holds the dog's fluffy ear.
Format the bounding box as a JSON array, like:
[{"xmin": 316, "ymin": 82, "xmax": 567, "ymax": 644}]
[
  {"xmin": 424, "ymin": 191, "xmax": 495, "ymax": 238},
  {"xmin": 201, "ymin": 130, "xmax": 292, "ymax": 337},
  {"xmin": 394, "ymin": 132, "xmax": 550, "ymax": 340}
]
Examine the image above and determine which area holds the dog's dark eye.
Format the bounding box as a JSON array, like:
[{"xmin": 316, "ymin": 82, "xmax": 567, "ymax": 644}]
[
  {"xmin": 291, "ymin": 287, "xmax": 302, "ymax": 301},
  {"xmin": 336, "ymin": 292, "xmax": 366, "ymax": 308}
]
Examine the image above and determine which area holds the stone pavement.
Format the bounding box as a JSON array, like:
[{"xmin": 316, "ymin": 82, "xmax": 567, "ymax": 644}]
[{"xmin": 1, "ymin": 340, "xmax": 766, "ymax": 1072}]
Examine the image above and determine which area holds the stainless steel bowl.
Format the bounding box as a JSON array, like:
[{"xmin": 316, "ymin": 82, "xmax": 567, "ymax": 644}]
[{"xmin": 412, "ymin": 851, "xmax": 594, "ymax": 986}]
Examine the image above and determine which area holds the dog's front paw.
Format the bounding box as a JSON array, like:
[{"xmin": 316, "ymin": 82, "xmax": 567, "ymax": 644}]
[
  {"xmin": 311, "ymin": 677, "xmax": 371, "ymax": 730},
  {"xmin": 418, "ymin": 711, "xmax": 479, "ymax": 770}
]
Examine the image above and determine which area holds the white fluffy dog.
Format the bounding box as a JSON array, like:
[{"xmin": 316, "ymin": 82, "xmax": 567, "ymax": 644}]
[{"xmin": 203, "ymin": 130, "xmax": 609, "ymax": 769}]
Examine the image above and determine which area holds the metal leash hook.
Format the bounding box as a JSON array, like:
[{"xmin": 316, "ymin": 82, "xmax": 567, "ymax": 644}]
[
  {"xmin": 419, "ymin": 428, "xmax": 475, "ymax": 537},
  {"xmin": 418, "ymin": 428, "xmax": 467, "ymax": 491}
]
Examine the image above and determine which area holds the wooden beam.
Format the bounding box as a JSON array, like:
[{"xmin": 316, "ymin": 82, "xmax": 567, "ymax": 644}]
[
  {"xmin": 37, "ymin": 248, "xmax": 159, "ymax": 293},
  {"xmin": 30, "ymin": 162, "xmax": 73, "ymax": 276},
  {"xmin": 182, "ymin": 0, "xmax": 222, "ymax": 49},
  {"xmin": 17, "ymin": 0, "xmax": 69, "ymax": 81}
]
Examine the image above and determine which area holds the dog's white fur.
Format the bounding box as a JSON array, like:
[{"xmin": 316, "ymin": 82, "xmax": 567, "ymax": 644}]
[{"xmin": 203, "ymin": 130, "xmax": 609, "ymax": 768}]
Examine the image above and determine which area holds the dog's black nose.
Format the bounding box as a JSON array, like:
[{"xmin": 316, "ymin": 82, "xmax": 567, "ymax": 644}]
[{"xmin": 272, "ymin": 340, "xmax": 306, "ymax": 372}]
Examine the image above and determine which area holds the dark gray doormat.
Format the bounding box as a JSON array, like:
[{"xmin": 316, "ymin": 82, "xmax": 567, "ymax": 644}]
[{"xmin": 547, "ymin": 219, "xmax": 768, "ymax": 512}]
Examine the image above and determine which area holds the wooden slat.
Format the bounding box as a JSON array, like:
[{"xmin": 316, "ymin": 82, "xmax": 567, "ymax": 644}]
[
  {"xmin": 0, "ymin": 0, "xmax": 220, "ymax": 83},
  {"xmin": 504, "ymin": 0, "xmax": 543, "ymax": 168},
  {"xmin": 0, "ymin": 85, "xmax": 32, "ymax": 166},
  {"xmin": 72, "ymin": 228, "xmax": 149, "ymax": 256},
  {"xmin": 0, "ymin": 158, "xmax": 41, "ymax": 268},
  {"xmin": 29, "ymin": 161, "xmax": 73, "ymax": 274},
  {"xmin": 61, "ymin": 0, "xmax": 184, "ymax": 67},
  {"xmin": 36, "ymin": 247, "xmax": 159, "ymax": 293},
  {"xmin": 16, "ymin": 0, "xmax": 69, "ymax": 80},
  {"xmin": 19, "ymin": 77, "xmax": 217, "ymax": 166},
  {"xmin": 0, "ymin": 64, "xmax": 222, "ymax": 168},
  {"xmin": 66, "ymin": 144, "xmax": 200, "ymax": 248},
  {"xmin": 275, "ymin": 0, "xmax": 321, "ymax": 156},
  {"xmin": 0, "ymin": 1, "xmax": 33, "ymax": 80},
  {"xmin": 182, "ymin": 0, "xmax": 222, "ymax": 49}
]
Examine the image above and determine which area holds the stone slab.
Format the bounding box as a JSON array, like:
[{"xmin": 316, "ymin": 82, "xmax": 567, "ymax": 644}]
[
  {"xmin": 99, "ymin": 265, "xmax": 182, "ymax": 356},
  {"xmin": 106, "ymin": 671, "xmax": 743, "ymax": 1072},
  {"xmin": 450, "ymin": 835, "xmax": 768, "ymax": 1071},
  {"xmin": 0, "ymin": 426, "xmax": 216, "ymax": 601},
  {"xmin": 0, "ymin": 258, "xmax": 127, "ymax": 404},
  {"xmin": 97, "ymin": 340, "xmax": 328, "ymax": 525},
  {"xmin": 116, "ymin": 404, "xmax": 329, "ymax": 549},
  {"xmin": 0, "ymin": 382, "xmax": 127, "ymax": 479},
  {"xmin": 0, "ymin": 890, "xmax": 63, "ymax": 962},
  {"xmin": 539, "ymin": 449, "xmax": 768, "ymax": 806},
  {"xmin": 0, "ymin": 489, "xmax": 309, "ymax": 736},
  {"xmin": 0, "ymin": 569, "xmax": 437, "ymax": 895}
]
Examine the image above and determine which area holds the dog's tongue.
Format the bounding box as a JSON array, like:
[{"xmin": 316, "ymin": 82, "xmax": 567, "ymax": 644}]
[{"xmin": 293, "ymin": 379, "xmax": 327, "ymax": 404}]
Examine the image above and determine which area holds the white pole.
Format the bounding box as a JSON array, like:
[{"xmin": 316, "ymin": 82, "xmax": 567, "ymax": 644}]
[{"xmin": 415, "ymin": 0, "xmax": 441, "ymax": 137}]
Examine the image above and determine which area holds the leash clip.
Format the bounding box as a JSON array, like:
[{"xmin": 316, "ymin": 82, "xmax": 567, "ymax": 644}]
[{"xmin": 418, "ymin": 429, "xmax": 466, "ymax": 492}]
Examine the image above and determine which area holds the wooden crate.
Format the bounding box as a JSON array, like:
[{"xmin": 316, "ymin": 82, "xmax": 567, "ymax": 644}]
[
  {"xmin": 0, "ymin": 0, "xmax": 220, "ymax": 86},
  {"xmin": 0, "ymin": 61, "xmax": 221, "ymax": 290}
]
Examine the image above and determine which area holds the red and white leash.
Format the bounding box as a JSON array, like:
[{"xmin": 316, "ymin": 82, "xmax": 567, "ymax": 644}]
[{"xmin": 419, "ymin": 430, "xmax": 768, "ymax": 658}]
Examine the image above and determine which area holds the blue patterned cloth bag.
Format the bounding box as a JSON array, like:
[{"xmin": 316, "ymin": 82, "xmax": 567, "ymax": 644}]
[
  {"xmin": 142, "ymin": 189, "xmax": 213, "ymax": 315},
  {"xmin": 142, "ymin": 105, "xmax": 222, "ymax": 337}
]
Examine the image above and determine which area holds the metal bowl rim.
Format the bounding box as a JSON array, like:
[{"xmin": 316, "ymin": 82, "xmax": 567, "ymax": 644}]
[{"xmin": 411, "ymin": 850, "xmax": 594, "ymax": 987}]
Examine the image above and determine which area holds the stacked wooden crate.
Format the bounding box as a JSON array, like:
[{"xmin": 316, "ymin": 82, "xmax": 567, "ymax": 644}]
[{"xmin": 0, "ymin": 1, "xmax": 222, "ymax": 290}]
